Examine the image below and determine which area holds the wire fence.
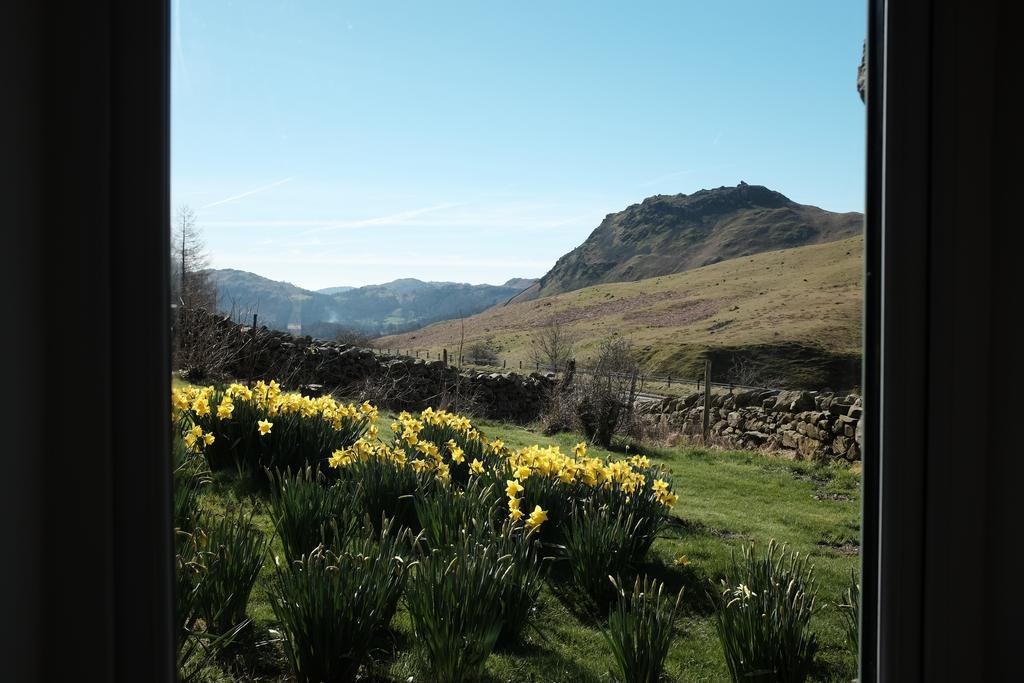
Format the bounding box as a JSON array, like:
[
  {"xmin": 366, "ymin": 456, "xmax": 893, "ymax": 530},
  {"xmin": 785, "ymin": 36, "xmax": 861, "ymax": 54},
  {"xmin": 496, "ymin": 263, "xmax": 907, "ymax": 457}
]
[{"xmin": 364, "ymin": 345, "xmax": 792, "ymax": 401}]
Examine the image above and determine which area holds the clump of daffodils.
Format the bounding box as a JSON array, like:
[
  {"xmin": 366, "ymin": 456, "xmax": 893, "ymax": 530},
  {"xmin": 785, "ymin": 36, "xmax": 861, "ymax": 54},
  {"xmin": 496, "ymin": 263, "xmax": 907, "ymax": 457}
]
[
  {"xmin": 172, "ymin": 381, "xmax": 379, "ymax": 474},
  {"xmin": 172, "ymin": 384, "xmax": 678, "ymax": 530},
  {"xmin": 173, "ymin": 381, "xmax": 378, "ymax": 438}
]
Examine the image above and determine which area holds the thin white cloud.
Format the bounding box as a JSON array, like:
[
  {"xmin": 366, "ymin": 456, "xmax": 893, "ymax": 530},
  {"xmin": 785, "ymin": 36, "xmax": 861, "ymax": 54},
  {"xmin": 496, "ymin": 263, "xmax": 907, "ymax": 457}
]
[
  {"xmin": 297, "ymin": 202, "xmax": 468, "ymax": 235},
  {"xmin": 201, "ymin": 177, "xmax": 294, "ymax": 209},
  {"xmin": 212, "ymin": 251, "xmax": 553, "ymax": 270},
  {"xmin": 204, "ymin": 206, "xmax": 597, "ymax": 234}
]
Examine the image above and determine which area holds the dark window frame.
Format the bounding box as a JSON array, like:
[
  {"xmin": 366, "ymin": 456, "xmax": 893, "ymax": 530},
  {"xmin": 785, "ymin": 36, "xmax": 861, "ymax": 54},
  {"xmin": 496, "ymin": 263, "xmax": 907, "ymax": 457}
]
[{"xmin": 4, "ymin": 0, "xmax": 1017, "ymax": 680}]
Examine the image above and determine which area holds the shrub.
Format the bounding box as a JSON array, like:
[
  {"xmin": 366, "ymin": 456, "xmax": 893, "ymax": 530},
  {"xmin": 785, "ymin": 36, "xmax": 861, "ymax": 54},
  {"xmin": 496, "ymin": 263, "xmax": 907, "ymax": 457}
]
[
  {"xmin": 603, "ymin": 575, "xmax": 682, "ymax": 683},
  {"xmin": 269, "ymin": 522, "xmax": 414, "ymax": 683},
  {"xmin": 543, "ymin": 337, "xmax": 644, "ymax": 447},
  {"xmin": 405, "ymin": 531, "xmax": 510, "ymax": 682},
  {"xmin": 265, "ymin": 466, "xmax": 361, "ymax": 562},
  {"xmin": 712, "ymin": 540, "xmax": 819, "ymax": 683},
  {"xmin": 193, "ymin": 508, "xmax": 269, "ymax": 637},
  {"xmin": 467, "ymin": 338, "xmax": 500, "ymax": 366},
  {"xmin": 839, "ymin": 570, "xmax": 860, "ymax": 656}
]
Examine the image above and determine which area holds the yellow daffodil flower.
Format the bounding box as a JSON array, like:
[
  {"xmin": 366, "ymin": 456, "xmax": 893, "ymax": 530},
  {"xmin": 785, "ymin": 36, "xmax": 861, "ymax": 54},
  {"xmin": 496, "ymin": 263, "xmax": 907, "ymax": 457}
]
[{"xmin": 525, "ymin": 505, "xmax": 548, "ymax": 530}]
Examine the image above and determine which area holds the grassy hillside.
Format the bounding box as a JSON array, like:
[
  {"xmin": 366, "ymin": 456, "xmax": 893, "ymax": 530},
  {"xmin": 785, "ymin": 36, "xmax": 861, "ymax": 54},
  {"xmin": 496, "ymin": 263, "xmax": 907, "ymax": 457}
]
[
  {"xmin": 379, "ymin": 236, "xmax": 863, "ymax": 390},
  {"xmin": 193, "ymin": 414, "xmax": 860, "ymax": 682},
  {"xmin": 513, "ymin": 183, "xmax": 862, "ymax": 302}
]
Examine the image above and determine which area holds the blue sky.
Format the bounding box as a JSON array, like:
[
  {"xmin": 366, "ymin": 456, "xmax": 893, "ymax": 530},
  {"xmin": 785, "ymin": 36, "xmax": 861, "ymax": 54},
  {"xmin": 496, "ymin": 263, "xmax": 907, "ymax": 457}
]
[{"xmin": 172, "ymin": 0, "xmax": 866, "ymax": 290}]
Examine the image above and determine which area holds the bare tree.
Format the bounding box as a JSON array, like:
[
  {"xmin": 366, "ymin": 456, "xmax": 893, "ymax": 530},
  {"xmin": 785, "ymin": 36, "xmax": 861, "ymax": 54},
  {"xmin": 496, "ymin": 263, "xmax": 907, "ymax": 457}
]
[
  {"xmin": 170, "ymin": 204, "xmax": 216, "ymax": 310},
  {"xmin": 726, "ymin": 356, "xmax": 785, "ymax": 389},
  {"xmin": 541, "ymin": 337, "xmax": 642, "ymax": 447},
  {"xmin": 528, "ymin": 319, "xmax": 576, "ymax": 371},
  {"xmin": 171, "ymin": 205, "xmax": 220, "ymax": 374}
]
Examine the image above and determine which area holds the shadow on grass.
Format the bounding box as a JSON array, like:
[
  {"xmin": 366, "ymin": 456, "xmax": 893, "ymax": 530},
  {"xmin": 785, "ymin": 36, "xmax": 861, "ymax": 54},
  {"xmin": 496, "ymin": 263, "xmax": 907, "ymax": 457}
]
[
  {"xmin": 215, "ymin": 622, "xmax": 288, "ymax": 680},
  {"xmin": 635, "ymin": 556, "xmax": 717, "ymax": 617},
  {"xmin": 542, "ymin": 557, "xmax": 611, "ymax": 626}
]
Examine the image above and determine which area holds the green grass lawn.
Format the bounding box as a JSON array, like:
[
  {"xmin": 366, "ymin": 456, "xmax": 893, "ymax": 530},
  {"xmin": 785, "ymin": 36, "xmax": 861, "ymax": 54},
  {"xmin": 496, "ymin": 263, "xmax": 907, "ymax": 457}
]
[{"xmin": 190, "ymin": 410, "xmax": 860, "ymax": 682}]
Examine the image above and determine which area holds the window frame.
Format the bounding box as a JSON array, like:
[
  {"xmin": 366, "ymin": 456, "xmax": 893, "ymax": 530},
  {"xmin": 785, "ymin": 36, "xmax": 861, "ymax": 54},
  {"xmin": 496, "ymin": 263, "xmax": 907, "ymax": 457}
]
[{"xmin": 7, "ymin": 0, "xmax": 1017, "ymax": 679}]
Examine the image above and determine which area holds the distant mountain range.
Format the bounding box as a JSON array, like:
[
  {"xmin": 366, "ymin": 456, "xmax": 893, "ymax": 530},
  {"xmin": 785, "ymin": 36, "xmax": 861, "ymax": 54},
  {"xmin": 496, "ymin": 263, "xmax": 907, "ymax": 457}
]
[
  {"xmin": 511, "ymin": 182, "xmax": 862, "ymax": 302},
  {"xmin": 207, "ymin": 270, "xmax": 536, "ymax": 337},
  {"xmin": 208, "ymin": 182, "xmax": 864, "ymax": 385}
]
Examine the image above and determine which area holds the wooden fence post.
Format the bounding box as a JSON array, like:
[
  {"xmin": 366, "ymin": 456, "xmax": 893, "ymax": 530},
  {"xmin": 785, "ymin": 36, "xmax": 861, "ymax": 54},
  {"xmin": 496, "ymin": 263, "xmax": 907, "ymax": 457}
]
[
  {"xmin": 702, "ymin": 359, "xmax": 712, "ymax": 443},
  {"xmin": 442, "ymin": 349, "xmax": 448, "ymax": 366}
]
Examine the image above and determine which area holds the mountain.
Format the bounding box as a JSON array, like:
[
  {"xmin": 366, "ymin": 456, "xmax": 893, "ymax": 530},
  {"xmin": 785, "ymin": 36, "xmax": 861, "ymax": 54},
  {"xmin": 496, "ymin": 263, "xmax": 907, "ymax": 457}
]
[
  {"xmin": 378, "ymin": 236, "xmax": 864, "ymax": 390},
  {"xmin": 511, "ymin": 182, "xmax": 862, "ymax": 302},
  {"xmin": 206, "ymin": 269, "xmax": 537, "ymax": 337}
]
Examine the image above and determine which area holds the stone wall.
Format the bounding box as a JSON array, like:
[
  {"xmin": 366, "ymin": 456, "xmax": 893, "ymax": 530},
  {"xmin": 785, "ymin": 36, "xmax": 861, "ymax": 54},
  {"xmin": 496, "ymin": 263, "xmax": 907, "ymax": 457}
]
[
  {"xmin": 183, "ymin": 311, "xmax": 555, "ymax": 423},
  {"xmin": 181, "ymin": 311, "xmax": 863, "ymax": 457},
  {"xmin": 637, "ymin": 388, "xmax": 863, "ymax": 462}
]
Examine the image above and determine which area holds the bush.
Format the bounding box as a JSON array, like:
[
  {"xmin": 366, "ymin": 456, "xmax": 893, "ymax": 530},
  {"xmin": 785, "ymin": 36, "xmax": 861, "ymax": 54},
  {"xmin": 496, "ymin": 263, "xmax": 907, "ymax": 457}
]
[
  {"xmin": 712, "ymin": 540, "xmax": 819, "ymax": 683},
  {"xmin": 269, "ymin": 522, "xmax": 414, "ymax": 683},
  {"xmin": 193, "ymin": 508, "xmax": 269, "ymax": 637},
  {"xmin": 265, "ymin": 466, "xmax": 361, "ymax": 562},
  {"xmin": 405, "ymin": 531, "xmax": 509, "ymax": 682},
  {"xmin": 838, "ymin": 570, "xmax": 860, "ymax": 656},
  {"xmin": 603, "ymin": 575, "xmax": 682, "ymax": 683},
  {"xmin": 467, "ymin": 338, "xmax": 500, "ymax": 366},
  {"xmin": 540, "ymin": 338, "xmax": 645, "ymax": 447}
]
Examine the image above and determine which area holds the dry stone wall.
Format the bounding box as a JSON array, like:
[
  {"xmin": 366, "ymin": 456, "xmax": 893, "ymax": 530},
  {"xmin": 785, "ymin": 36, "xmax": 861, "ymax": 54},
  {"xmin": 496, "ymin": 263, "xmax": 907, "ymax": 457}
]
[
  {"xmin": 638, "ymin": 388, "xmax": 863, "ymax": 462},
  {"xmin": 186, "ymin": 312, "xmax": 554, "ymax": 423}
]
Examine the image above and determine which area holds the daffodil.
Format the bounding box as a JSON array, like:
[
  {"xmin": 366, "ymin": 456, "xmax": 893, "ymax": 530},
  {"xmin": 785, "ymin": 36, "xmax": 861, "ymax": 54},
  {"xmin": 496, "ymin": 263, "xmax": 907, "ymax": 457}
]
[
  {"xmin": 257, "ymin": 419, "xmax": 273, "ymax": 436},
  {"xmin": 469, "ymin": 459, "xmax": 485, "ymax": 475},
  {"xmin": 525, "ymin": 505, "xmax": 548, "ymax": 529},
  {"xmin": 216, "ymin": 400, "xmax": 234, "ymax": 419},
  {"xmin": 506, "ymin": 479, "xmax": 524, "ymax": 498},
  {"xmin": 192, "ymin": 397, "xmax": 210, "ymax": 417}
]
